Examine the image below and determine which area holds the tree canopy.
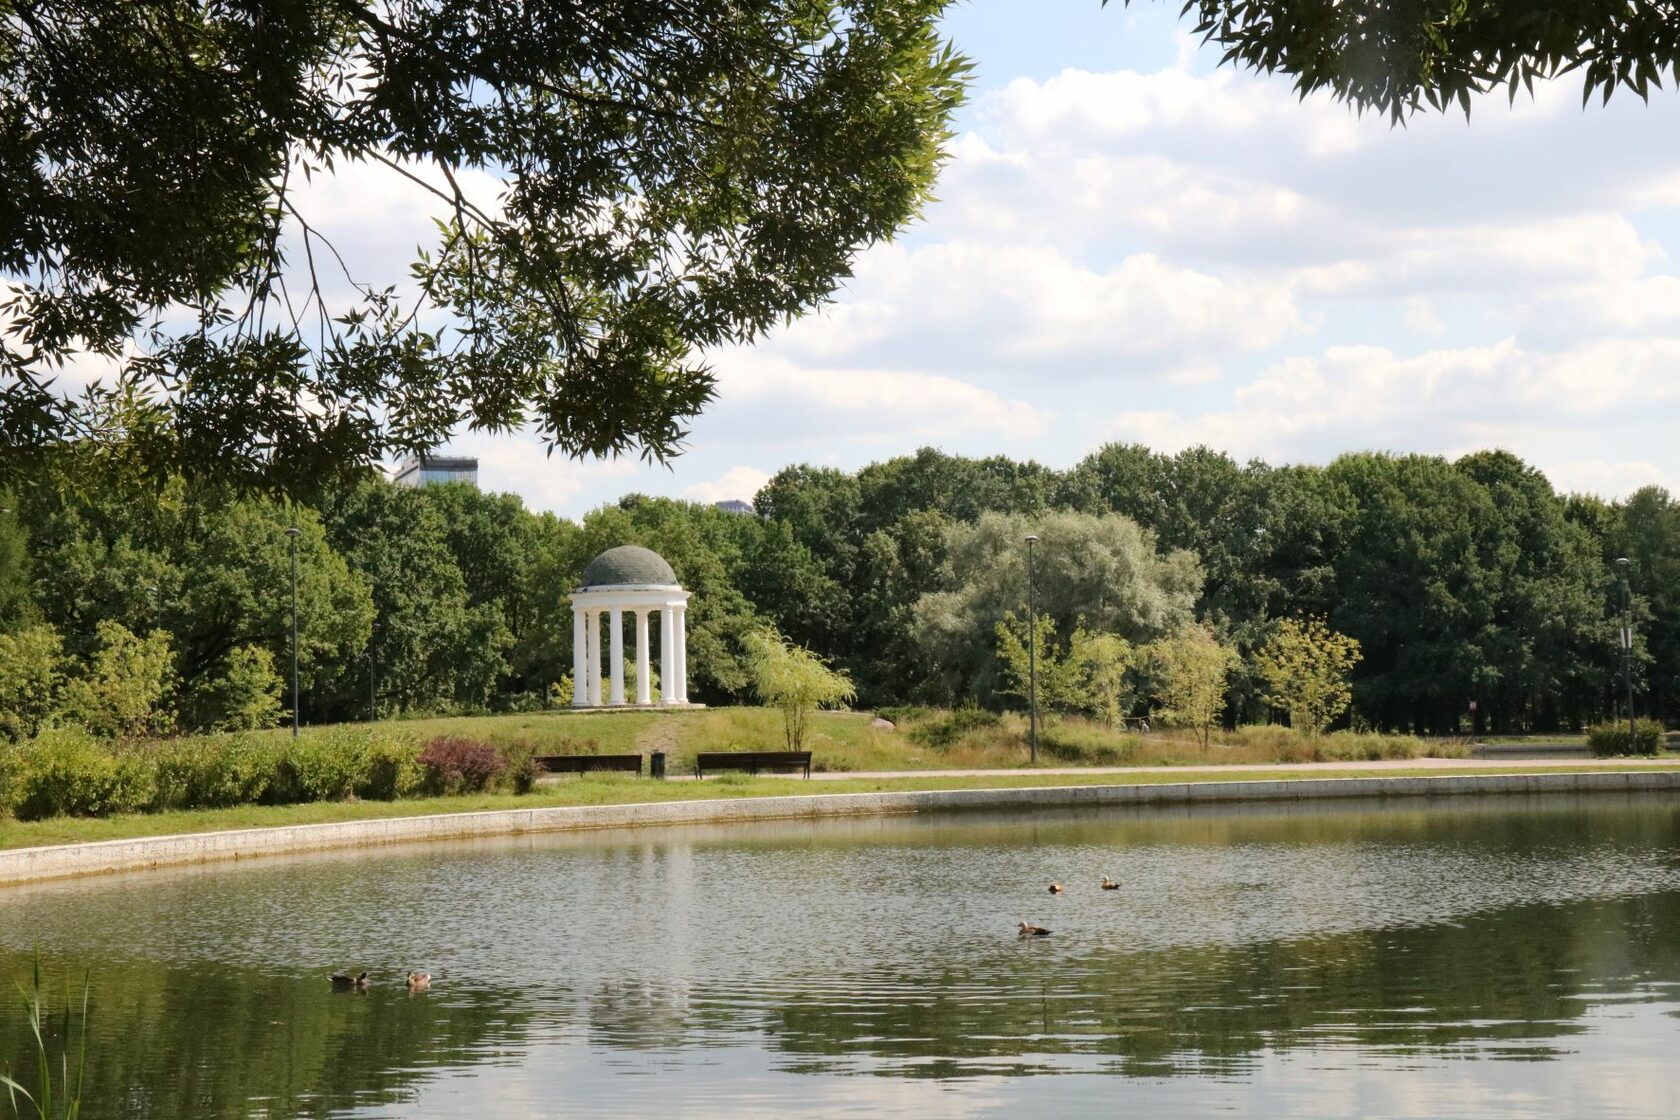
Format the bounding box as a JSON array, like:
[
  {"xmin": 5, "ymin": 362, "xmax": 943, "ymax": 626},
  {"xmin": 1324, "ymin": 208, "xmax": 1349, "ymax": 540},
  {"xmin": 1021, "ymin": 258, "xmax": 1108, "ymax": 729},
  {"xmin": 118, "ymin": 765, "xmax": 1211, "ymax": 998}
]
[
  {"xmin": 1129, "ymin": 0, "xmax": 1680, "ymax": 120},
  {"xmin": 0, "ymin": 441, "xmax": 1667, "ymax": 736},
  {"xmin": 0, "ymin": 1, "xmax": 968, "ymax": 492}
]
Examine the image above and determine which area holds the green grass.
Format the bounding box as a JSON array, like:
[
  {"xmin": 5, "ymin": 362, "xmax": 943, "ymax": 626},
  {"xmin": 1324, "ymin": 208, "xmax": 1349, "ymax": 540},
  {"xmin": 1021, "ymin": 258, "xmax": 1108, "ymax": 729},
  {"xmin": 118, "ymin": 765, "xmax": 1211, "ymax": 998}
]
[
  {"xmin": 278, "ymin": 707, "xmax": 1469, "ymax": 773},
  {"xmin": 2, "ymin": 760, "xmax": 1676, "ymax": 853}
]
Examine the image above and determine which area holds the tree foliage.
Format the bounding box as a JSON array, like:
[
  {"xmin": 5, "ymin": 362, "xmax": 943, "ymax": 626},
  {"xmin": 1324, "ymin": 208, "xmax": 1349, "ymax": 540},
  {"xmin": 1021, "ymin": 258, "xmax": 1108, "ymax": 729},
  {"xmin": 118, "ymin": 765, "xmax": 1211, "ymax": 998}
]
[
  {"xmin": 0, "ymin": 622, "xmax": 62, "ymax": 740},
  {"xmin": 743, "ymin": 627, "xmax": 855, "ymax": 752},
  {"xmin": 1145, "ymin": 625, "xmax": 1238, "ymax": 748},
  {"xmin": 0, "ymin": 1, "xmax": 969, "ymax": 491},
  {"xmin": 0, "ymin": 440, "xmax": 1662, "ymax": 737},
  {"xmin": 60, "ymin": 620, "xmax": 174, "ymax": 738},
  {"xmin": 188, "ymin": 643, "xmax": 284, "ymax": 732},
  {"xmin": 1253, "ymin": 616, "xmax": 1361, "ymax": 735},
  {"xmin": 995, "ymin": 612, "xmax": 1134, "ymax": 725},
  {"xmin": 913, "ymin": 509, "xmax": 1201, "ymax": 701},
  {"xmin": 1125, "ymin": 0, "xmax": 1680, "ymax": 122}
]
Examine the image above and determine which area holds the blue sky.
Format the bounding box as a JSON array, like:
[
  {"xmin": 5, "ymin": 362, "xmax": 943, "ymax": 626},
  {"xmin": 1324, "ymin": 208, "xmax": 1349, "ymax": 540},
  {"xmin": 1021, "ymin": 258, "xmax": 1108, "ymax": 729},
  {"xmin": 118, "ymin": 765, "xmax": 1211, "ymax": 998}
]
[{"xmin": 323, "ymin": 2, "xmax": 1680, "ymax": 514}]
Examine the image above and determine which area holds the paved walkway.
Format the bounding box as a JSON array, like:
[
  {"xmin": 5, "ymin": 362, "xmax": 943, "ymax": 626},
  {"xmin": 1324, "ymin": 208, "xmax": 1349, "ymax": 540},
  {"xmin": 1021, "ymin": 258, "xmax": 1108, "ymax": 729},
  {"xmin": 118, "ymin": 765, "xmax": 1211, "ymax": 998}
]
[{"xmin": 797, "ymin": 755, "xmax": 1680, "ymax": 781}]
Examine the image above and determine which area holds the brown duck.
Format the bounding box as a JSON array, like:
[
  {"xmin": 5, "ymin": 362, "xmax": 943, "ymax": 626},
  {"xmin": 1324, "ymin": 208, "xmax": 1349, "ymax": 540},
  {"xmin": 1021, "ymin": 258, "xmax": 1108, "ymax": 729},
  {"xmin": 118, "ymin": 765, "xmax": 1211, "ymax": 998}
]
[
  {"xmin": 1048, "ymin": 883, "xmax": 1064, "ymax": 894},
  {"xmin": 406, "ymin": 972, "xmax": 431, "ymax": 991},
  {"xmin": 1018, "ymin": 922, "xmax": 1053, "ymax": 938},
  {"xmin": 1101, "ymin": 877, "xmax": 1119, "ymax": 890},
  {"xmin": 329, "ymin": 971, "xmax": 369, "ymax": 991}
]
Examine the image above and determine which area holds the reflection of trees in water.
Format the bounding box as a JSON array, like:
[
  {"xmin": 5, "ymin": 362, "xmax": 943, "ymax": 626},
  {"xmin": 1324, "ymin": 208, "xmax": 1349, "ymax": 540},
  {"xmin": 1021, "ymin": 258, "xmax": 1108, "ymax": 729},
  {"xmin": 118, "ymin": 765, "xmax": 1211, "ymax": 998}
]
[
  {"xmin": 586, "ymin": 978, "xmax": 700, "ymax": 1050},
  {"xmin": 0, "ymin": 958, "xmax": 537, "ymax": 1119},
  {"xmin": 754, "ymin": 892, "xmax": 1680, "ymax": 1078},
  {"xmin": 2, "ymin": 799, "xmax": 1677, "ymax": 1110}
]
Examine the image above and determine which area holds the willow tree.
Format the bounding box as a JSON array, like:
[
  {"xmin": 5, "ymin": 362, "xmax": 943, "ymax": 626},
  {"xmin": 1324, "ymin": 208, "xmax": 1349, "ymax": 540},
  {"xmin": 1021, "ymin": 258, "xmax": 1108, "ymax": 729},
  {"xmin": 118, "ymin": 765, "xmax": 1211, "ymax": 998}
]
[
  {"xmin": 0, "ymin": 1, "xmax": 969, "ymax": 492},
  {"xmin": 743, "ymin": 627, "xmax": 855, "ymax": 753}
]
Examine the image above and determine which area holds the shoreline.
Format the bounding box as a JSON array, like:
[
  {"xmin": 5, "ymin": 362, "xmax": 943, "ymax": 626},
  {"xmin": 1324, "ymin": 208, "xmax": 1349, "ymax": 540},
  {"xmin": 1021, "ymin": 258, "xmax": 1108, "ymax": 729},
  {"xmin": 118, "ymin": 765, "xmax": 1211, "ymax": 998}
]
[{"xmin": 1, "ymin": 767, "xmax": 1676, "ymax": 888}]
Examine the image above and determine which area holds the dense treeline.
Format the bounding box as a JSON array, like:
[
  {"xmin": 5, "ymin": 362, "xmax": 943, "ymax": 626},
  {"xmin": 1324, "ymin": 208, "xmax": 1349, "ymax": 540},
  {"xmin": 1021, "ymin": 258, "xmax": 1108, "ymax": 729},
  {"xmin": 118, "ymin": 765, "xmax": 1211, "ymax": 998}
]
[{"xmin": 1, "ymin": 443, "xmax": 1675, "ymax": 735}]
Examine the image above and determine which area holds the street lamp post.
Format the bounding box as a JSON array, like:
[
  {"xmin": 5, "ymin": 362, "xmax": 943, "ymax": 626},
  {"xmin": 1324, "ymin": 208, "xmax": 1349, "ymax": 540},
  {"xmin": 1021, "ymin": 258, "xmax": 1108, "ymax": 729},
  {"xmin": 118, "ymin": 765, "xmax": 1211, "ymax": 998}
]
[
  {"xmin": 1617, "ymin": 556, "xmax": 1633, "ymax": 746},
  {"xmin": 1025, "ymin": 533, "xmax": 1040, "ymax": 766},
  {"xmin": 287, "ymin": 526, "xmax": 301, "ymax": 739}
]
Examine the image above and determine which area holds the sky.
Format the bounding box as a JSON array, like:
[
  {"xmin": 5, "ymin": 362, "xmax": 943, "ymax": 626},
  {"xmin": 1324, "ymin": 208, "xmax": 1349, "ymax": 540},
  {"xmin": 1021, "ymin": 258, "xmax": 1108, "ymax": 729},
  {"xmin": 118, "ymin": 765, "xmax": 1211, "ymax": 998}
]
[{"xmin": 332, "ymin": 2, "xmax": 1680, "ymax": 515}]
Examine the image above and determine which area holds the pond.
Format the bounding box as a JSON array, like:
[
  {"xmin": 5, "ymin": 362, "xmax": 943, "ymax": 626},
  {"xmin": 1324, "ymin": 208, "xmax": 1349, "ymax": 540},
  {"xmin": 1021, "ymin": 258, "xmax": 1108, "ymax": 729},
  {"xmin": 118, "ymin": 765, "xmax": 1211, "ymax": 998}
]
[{"xmin": 1, "ymin": 792, "xmax": 1678, "ymax": 1118}]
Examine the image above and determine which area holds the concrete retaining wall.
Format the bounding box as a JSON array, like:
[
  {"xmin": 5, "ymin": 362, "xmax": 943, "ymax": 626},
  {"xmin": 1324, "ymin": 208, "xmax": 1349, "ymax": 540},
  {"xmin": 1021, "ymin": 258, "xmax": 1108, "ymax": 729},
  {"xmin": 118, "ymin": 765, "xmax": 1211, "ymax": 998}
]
[{"xmin": 3, "ymin": 769, "xmax": 1677, "ymax": 887}]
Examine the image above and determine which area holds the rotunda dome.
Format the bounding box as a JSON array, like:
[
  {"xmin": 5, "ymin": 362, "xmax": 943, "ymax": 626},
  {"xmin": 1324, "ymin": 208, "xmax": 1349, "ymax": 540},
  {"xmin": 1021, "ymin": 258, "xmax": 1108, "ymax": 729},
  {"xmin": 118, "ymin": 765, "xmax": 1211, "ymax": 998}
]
[{"xmin": 581, "ymin": 545, "xmax": 679, "ymax": 588}]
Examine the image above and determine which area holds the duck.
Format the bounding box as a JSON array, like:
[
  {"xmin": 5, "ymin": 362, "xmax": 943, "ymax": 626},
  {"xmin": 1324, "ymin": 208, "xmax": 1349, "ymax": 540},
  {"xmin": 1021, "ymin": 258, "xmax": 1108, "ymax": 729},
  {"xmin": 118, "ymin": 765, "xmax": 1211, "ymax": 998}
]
[
  {"xmin": 1101, "ymin": 877, "xmax": 1119, "ymax": 891},
  {"xmin": 1018, "ymin": 922, "xmax": 1053, "ymax": 938},
  {"xmin": 329, "ymin": 970, "xmax": 370, "ymax": 991},
  {"xmin": 406, "ymin": 972, "xmax": 431, "ymax": 991},
  {"xmin": 1048, "ymin": 883, "xmax": 1064, "ymax": 894}
]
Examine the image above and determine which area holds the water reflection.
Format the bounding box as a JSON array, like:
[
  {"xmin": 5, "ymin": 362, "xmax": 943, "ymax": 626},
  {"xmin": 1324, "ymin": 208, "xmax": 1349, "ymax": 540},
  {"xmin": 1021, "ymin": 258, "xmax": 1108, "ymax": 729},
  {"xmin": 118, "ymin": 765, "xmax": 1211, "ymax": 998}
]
[{"xmin": 0, "ymin": 793, "xmax": 1676, "ymax": 1117}]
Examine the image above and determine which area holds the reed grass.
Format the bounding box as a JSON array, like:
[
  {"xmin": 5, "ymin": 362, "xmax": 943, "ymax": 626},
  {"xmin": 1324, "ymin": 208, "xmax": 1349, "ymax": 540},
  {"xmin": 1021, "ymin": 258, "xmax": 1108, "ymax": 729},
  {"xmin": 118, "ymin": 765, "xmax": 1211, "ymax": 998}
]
[{"xmin": 1, "ymin": 951, "xmax": 87, "ymax": 1120}]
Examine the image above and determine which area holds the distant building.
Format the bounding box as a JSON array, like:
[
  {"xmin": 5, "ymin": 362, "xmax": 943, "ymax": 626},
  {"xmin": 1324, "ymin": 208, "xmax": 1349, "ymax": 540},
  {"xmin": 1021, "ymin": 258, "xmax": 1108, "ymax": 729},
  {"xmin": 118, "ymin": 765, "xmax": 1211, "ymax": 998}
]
[
  {"xmin": 393, "ymin": 455, "xmax": 479, "ymax": 489},
  {"xmin": 713, "ymin": 499, "xmax": 754, "ymax": 515}
]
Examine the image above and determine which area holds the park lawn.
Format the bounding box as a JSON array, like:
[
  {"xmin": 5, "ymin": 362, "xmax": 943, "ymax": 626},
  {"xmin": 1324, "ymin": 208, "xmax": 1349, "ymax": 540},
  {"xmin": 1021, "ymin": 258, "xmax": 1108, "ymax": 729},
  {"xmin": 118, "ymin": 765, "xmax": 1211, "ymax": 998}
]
[
  {"xmin": 268, "ymin": 707, "xmax": 1467, "ymax": 772},
  {"xmin": 2, "ymin": 761, "xmax": 1677, "ymax": 852},
  {"xmin": 281, "ymin": 707, "xmax": 911, "ymax": 770}
]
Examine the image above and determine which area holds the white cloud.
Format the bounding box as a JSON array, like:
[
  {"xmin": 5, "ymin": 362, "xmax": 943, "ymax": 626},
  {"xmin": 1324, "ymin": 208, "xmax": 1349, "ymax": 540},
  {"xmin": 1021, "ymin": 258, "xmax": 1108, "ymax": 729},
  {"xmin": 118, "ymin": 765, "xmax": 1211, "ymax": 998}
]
[
  {"xmin": 682, "ymin": 466, "xmax": 772, "ymax": 505},
  {"xmin": 1402, "ymin": 297, "xmax": 1445, "ymax": 338},
  {"xmin": 435, "ymin": 430, "xmax": 644, "ymax": 512},
  {"xmin": 1109, "ymin": 337, "xmax": 1680, "ymax": 496},
  {"xmin": 1546, "ymin": 459, "xmax": 1677, "ymax": 498},
  {"xmin": 777, "ymin": 242, "xmax": 1303, "ymax": 378},
  {"xmin": 694, "ymin": 350, "xmax": 1050, "ymax": 450}
]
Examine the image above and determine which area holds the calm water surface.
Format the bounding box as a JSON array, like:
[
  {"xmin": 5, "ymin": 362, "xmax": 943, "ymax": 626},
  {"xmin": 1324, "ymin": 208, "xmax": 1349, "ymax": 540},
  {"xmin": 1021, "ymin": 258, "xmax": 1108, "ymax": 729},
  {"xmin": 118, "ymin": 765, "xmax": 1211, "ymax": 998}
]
[{"xmin": 1, "ymin": 793, "xmax": 1678, "ymax": 1118}]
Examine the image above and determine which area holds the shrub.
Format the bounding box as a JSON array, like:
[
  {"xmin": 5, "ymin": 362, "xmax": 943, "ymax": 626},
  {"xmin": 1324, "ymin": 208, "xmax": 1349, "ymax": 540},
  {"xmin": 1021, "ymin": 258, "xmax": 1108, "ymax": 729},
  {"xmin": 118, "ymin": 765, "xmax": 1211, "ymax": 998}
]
[
  {"xmin": 496, "ymin": 739, "xmax": 541, "ymax": 795},
  {"xmin": 417, "ymin": 735, "xmax": 505, "ymax": 795},
  {"xmin": 270, "ymin": 730, "xmax": 369, "ymax": 804},
  {"xmin": 7, "ymin": 729, "xmax": 157, "ymax": 819},
  {"xmin": 0, "ymin": 741, "xmax": 17, "ymax": 810},
  {"xmin": 357, "ymin": 736, "xmax": 425, "ymax": 801},
  {"xmin": 908, "ymin": 705, "xmax": 1000, "ymax": 750},
  {"xmin": 150, "ymin": 734, "xmax": 284, "ymax": 810},
  {"xmin": 1587, "ymin": 719, "xmax": 1664, "ymax": 757}
]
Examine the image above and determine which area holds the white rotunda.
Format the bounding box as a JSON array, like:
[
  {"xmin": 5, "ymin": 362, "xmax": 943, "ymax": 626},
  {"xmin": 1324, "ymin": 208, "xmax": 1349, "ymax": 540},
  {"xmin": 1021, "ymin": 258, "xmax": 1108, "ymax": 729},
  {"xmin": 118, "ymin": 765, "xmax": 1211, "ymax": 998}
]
[{"xmin": 569, "ymin": 545, "xmax": 692, "ymax": 707}]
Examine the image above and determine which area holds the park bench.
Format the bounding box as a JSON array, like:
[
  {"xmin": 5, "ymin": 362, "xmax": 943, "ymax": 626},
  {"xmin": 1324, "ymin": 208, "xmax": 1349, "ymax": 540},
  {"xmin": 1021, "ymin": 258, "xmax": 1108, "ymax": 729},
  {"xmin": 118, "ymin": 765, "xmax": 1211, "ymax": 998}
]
[
  {"xmin": 534, "ymin": 753, "xmax": 644, "ymax": 776},
  {"xmin": 694, "ymin": 750, "xmax": 812, "ymax": 779}
]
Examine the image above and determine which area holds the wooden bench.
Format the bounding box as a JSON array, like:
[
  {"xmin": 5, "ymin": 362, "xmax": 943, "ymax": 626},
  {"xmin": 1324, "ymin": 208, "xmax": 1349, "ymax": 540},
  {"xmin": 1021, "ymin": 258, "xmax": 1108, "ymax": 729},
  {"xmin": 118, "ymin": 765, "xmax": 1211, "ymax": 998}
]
[
  {"xmin": 534, "ymin": 753, "xmax": 643, "ymax": 776},
  {"xmin": 694, "ymin": 750, "xmax": 812, "ymax": 779}
]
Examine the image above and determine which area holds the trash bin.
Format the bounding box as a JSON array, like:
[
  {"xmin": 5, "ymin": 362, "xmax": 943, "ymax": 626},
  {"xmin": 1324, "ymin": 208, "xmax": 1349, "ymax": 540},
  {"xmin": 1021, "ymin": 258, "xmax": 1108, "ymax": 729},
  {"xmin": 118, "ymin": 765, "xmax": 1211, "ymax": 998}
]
[{"xmin": 649, "ymin": 751, "xmax": 666, "ymax": 780}]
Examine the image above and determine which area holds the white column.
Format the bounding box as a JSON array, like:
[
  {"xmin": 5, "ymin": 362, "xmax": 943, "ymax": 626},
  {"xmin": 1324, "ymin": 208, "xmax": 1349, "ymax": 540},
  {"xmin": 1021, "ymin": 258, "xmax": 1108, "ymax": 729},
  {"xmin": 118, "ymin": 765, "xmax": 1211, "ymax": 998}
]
[
  {"xmin": 608, "ymin": 606, "xmax": 625, "ymax": 705},
  {"xmin": 660, "ymin": 605, "xmax": 677, "ymax": 705},
  {"xmin": 585, "ymin": 610, "xmax": 602, "ymax": 706},
  {"xmin": 635, "ymin": 610, "xmax": 651, "ymax": 705},
  {"xmin": 571, "ymin": 606, "xmax": 587, "ymax": 708},
  {"xmin": 675, "ymin": 604, "xmax": 689, "ymax": 703}
]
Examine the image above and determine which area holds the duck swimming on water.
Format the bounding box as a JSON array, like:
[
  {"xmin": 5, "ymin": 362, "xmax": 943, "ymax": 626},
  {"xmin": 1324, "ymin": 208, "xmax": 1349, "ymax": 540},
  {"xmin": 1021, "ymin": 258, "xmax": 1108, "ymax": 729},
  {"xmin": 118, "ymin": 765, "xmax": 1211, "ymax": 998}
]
[
  {"xmin": 406, "ymin": 972, "xmax": 431, "ymax": 991},
  {"xmin": 1018, "ymin": 922, "xmax": 1053, "ymax": 938},
  {"xmin": 330, "ymin": 971, "xmax": 369, "ymax": 991},
  {"xmin": 1048, "ymin": 883, "xmax": 1064, "ymax": 894},
  {"xmin": 1101, "ymin": 877, "xmax": 1119, "ymax": 890}
]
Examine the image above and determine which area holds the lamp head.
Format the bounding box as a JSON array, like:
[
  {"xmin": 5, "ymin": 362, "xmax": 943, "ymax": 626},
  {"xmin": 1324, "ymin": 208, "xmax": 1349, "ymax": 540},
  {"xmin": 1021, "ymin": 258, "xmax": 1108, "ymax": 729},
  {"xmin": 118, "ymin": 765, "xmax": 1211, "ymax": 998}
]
[
  {"xmin": 1616, "ymin": 556, "xmax": 1630, "ymax": 567},
  {"xmin": 1024, "ymin": 534, "xmax": 1040, "ymax": 544},
  {"xmin": 286, "ymin": 527, "xmax": 301, "ymax": 538}
]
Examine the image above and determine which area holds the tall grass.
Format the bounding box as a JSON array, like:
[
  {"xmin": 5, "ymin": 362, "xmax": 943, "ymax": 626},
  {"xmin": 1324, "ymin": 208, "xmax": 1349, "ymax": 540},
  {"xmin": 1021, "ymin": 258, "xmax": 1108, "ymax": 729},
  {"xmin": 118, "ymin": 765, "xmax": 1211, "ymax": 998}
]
[{"xmin": 1, "ymin": 952, "xmax": 87, "ymax": 1120}]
